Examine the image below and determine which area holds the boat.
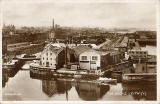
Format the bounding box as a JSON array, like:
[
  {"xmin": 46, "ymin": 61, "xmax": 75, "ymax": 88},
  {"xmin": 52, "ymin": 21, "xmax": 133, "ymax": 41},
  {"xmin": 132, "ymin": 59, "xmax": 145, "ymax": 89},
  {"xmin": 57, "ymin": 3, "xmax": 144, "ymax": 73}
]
[
  {"xmin": 23, "ymin": 54, "xmax": 36, "ymax": 58},
  {"xmin": 16, "ymin": 54, "xmax": 26, "ymax": 59},
  {"xmin": 74, "ymin": 74, "xmax": 82, "ymax": 78},
  {"xmin": 3, "ymin": 59, "xmax": 19, "ymax": 70},
  {"xmin": 122, "ymin": 73, "xmax": 156, "ymax": 84},
  {"xmin": 97, "ymin": 77, "xmax": 117, "ymax": 84}
]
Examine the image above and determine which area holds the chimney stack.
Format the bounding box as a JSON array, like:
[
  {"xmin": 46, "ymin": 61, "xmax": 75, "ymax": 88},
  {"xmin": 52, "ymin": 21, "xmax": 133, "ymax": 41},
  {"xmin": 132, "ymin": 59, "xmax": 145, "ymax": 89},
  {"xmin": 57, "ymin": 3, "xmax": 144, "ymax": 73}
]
[{"xmin": 53, "ymin": 19, "xmax": 54, "ymax": 30}]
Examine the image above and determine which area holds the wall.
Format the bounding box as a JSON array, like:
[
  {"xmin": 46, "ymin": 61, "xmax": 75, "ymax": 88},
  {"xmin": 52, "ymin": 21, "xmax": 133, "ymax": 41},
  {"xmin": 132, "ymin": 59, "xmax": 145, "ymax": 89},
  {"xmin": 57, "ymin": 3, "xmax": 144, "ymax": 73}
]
[
  {"xmin": 57, "ymin": 49, "xmax": 65, "ymax": 69},
  {"xmin": 79, "ymin": 51, "xmax": 100, "ymax": 70},
  {"xmin": 41, "ymin": 49, "xmax": 57, "ymax": 69}
]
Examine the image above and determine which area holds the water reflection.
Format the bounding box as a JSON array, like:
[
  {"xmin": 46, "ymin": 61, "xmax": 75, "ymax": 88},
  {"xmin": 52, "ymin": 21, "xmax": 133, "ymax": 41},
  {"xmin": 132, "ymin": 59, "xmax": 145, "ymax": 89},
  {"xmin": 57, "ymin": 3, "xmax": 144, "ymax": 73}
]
[
  {"xmin": 2, "ymin": 65, "xmax": 157, "ymax": 101},
  {"xmin": 122, "ymin": 83, "xmax": 156, "ymax": 100},
  {"xmin": 2, "ymin": 68, "xmax": 19, "ymax": 88},
  {"xmin": 3, "ymin": 69, "xmax": 157, "ymax": 101},
  {"xmin": 2, "ymin": 71, "xmax": 9, "ymax": 88},
  {"xmin": 42, "ymin": 80, "xmax": 72, "ymax": 98},
  {"xmin": 2, "ymin": 61, "xmax": 25, "ymax": 88},
  {"xmin": 75, "ymin": 82, "xmax": 110, "ymax": 101}
]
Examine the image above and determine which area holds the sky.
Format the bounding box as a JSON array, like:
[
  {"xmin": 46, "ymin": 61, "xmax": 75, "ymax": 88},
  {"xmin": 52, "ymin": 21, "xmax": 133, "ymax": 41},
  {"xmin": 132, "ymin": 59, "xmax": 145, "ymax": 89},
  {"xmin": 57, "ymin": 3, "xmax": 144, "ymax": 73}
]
[{"xmin": 2, "ymin": 0, "xmax": 157, "ymax": 30}]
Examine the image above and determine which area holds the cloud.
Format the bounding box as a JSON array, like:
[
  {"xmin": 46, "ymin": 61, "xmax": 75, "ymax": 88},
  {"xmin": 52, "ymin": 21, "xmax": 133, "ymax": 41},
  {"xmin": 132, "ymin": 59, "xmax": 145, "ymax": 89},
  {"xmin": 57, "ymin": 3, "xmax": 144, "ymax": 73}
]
[{"xmin": 2, "ymin": 1, "xmax": 156, "ymax": 30}]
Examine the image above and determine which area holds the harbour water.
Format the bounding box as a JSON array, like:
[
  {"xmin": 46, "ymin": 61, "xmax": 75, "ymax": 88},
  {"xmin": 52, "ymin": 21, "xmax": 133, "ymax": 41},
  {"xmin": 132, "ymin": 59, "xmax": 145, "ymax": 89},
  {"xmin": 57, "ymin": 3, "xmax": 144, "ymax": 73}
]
[
  {"xmin": 2, "ymin": 64, "xmax": 156, "ymax": 101},
  {"xmin": 2, "ymin": 45, "xmax": 157, "ymax": 101}
]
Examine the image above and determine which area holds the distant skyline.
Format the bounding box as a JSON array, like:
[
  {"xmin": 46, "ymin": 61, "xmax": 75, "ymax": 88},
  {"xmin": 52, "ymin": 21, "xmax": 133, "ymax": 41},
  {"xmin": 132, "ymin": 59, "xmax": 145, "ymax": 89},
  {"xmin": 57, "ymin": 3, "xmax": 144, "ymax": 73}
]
[{"xmin": 2, "ymin": 0, "xmax": 157, "ymax": 30}]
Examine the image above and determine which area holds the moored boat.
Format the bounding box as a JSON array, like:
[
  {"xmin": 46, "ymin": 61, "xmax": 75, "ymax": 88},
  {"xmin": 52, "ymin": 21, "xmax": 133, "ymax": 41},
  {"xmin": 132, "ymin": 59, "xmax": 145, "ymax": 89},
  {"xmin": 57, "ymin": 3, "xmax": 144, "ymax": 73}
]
[
  {"xmin": 3, "ymin": 59, "xmax": 19, "ymax": 70},
  {"xmin": 96, "ymin": 77, "xmax": 117, "ymax": 84},
  {"xmin": 122, "ymin": 73, "xmax": 156, "ymax": 84}
]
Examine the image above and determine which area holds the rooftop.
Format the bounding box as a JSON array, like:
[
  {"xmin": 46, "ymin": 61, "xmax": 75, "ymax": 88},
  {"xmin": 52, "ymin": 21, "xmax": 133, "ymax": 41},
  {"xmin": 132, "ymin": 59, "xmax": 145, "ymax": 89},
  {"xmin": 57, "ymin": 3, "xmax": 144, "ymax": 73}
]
[{"xmin": 73, "ymin": 45, "xmax": 91, "ymax": 56}]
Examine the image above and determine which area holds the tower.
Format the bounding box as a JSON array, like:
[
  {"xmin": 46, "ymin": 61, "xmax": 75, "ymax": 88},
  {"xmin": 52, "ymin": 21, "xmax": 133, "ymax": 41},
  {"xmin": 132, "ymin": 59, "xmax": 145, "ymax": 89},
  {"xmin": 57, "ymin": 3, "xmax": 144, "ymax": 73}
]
[
  {"xmin": 49, "ymin": 19, "xmax": 55, "ymax": 42},
  {"xmin": 52, "ymin": 19, "xmax": 54, "ymax": 30}
]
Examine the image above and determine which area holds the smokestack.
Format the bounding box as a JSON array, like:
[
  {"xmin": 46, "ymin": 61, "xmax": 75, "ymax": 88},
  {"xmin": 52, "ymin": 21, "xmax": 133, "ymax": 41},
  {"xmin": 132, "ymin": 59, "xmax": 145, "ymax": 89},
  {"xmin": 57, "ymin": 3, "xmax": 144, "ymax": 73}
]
[{"xmin": 53, "ymin": 19, "xmax": 54, "ymax": 30}]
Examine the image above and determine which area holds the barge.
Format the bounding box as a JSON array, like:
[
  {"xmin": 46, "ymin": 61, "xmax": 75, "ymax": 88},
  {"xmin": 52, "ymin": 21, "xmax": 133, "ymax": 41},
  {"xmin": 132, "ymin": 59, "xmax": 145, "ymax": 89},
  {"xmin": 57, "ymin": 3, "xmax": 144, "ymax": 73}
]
[{"xmin": 122, "ymin": 73, "xmax": 156, "ymax": 84}]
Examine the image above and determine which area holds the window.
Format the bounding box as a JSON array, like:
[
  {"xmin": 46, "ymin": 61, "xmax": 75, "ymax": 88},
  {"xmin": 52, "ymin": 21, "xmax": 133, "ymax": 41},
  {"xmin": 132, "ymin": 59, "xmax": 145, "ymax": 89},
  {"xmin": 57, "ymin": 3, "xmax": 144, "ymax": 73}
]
[
  {"xmin": 50, "ymin": 58, "xmax": 52, "ymax": 60},
  {"xmin": 50, "ymin": 53, "xmax": 52, "ymax": 55},
  {"xmin": 92, "ymin": 56, "xmax": 98, "ymax": 60},
  {"xmin": 51, "ymin": 63, "xmax": 52, "ymax": 66},
  {"xmin": 46, "ymin": 53, "xmax": 48, "ymax": 56},
  {"xmin": 46, "ymin": 62, "xmax": 49, "ymax": 67},
  {"xmin": 47, "ymin": 58, "xmax": 48, "ymax": 60},
  {"xmin": 43, "ymin": 57, "xmax": 44, "ymax": 60},
  {"xmin": 81, "ymin": 56, "xmax": 87, "ymax": 60}
]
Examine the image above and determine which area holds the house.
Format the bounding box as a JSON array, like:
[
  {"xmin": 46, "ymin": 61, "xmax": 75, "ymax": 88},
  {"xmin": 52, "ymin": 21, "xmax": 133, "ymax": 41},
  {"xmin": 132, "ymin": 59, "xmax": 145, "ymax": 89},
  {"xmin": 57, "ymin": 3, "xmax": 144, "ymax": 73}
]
[
  {"xmin": 109, "ymin": 50, "xmax": 124, "ymax": 64},
  {"xmin": 73, "ymin": 45, "xmax": 110, "ymax": 72},
  {"xmin": 128, "ymin": 49, "xmax": 148, "ymax": 59},
  {"xmin": 95, "ymin": 39, "xmax": 111, "ymax": 49},
  {"xmin": 40, "ymin": 43, "xmax": 65, "ymax": 70},
  {"xmin": 114, "ymin": 36, "xmax": 128, "ymax": 52},
  {"xmin": 73, "ymin": 45, "xmax": 91, "ymax": 62}
]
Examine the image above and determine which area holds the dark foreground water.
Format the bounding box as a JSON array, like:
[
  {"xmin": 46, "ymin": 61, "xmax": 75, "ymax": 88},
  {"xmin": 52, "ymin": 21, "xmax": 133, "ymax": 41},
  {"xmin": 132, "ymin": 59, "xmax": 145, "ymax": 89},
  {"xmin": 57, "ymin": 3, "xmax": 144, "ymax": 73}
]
[{"xmin": 2, "ymin": 69, "xmax": 156, "ymax": 101}]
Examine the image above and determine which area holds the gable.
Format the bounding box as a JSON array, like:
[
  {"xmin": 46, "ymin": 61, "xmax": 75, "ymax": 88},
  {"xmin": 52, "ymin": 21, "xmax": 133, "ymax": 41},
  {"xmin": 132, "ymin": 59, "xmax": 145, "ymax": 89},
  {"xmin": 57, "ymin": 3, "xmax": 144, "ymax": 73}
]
[{"xmin": 41, "ymin": 43, "xmax": 64, "ymax": 57}]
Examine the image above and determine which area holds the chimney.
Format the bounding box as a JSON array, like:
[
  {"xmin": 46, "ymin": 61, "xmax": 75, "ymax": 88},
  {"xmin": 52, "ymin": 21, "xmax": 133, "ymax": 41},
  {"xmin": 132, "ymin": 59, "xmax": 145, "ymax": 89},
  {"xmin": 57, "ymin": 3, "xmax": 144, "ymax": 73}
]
[{"xmin": 53, "ymin": 19, "xmax": 54, "ymax": 30}]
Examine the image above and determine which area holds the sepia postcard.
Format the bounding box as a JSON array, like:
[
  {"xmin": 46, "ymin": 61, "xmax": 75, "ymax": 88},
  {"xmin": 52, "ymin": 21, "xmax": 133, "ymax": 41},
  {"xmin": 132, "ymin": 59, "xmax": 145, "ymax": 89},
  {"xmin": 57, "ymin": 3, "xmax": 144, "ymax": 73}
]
[{"xmin": 0, "ymin": 0, "xmax": 159, "ymax": 102}]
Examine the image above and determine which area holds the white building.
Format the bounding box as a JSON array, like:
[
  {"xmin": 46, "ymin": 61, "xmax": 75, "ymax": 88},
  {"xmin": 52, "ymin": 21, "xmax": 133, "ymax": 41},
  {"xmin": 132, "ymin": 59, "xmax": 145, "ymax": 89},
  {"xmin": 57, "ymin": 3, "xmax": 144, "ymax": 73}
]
[
  {"xmin": 79, "ymin": 49, "xmax": 101, "ymax": 70},
  {"xmin": 40, "ymin": 43, "xmax": 65, "ymax": 69},
  {"xmin": 73, "ymin": 45, "xmax": 110, "ymax": 72},
  {"xmin": 128, "ymin": 49, "xmax": 148, "ymax": 59}
]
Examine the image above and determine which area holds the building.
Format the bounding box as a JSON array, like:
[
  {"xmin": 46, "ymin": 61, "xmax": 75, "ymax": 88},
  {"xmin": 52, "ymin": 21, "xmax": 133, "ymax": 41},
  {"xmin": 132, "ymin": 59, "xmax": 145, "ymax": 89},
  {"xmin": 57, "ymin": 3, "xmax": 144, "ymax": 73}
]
[
  {"xmin": 95, "ymin": 39, "xmax": 112, "ymax": 50},
  {"xmin": 128, "ymin": 49, "xmax": 148, "ymax": 59},
  {"xmin": 73, "ymin": 45, "xmax": 91, "ymax": 61},
  {"xmin": 79, "ymin": 49, "xmax": 101, "ymax": 70},
  {"xmin": 96, "ymin": 39, "xmax": 111, "ymax": 49},
  {"xmin": 114, "ymin": 36, "xmax": 128, "ymax": 52},
  {"xmin": 146, "ymin": 56, "xmax": 156, "ymax": 73},
  {"xmin": 40, "ymin": 43, "xmax": 65, "ymax": 70},
  {"xmin": 73, "ymin": 45, "xmax": 110, "ymax": 72},
  {"xmin": 109, "ymin": 50, "xmax": 124, "ymax": 64}
]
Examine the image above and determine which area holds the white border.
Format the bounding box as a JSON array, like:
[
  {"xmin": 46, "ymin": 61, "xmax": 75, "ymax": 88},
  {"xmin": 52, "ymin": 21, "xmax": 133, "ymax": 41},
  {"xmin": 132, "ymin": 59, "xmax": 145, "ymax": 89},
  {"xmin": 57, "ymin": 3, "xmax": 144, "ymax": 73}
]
[
  {"xmin": 157, "ymin": 0, "xmax": 160, "ymax": 101},
  {"xmin": 0, "ymin": 0, "xmax": 159, "ymax": 103}
]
